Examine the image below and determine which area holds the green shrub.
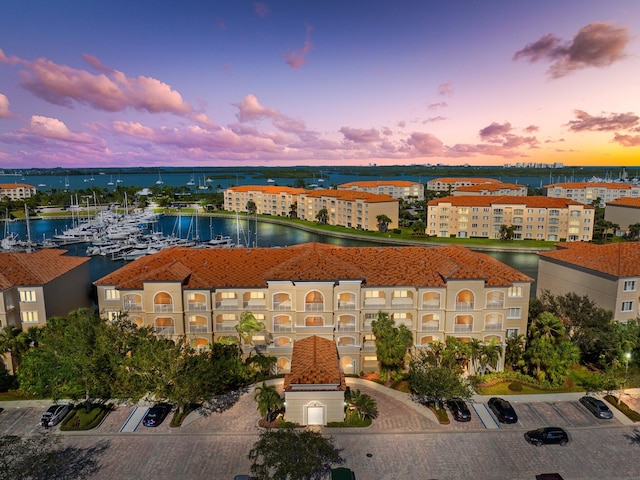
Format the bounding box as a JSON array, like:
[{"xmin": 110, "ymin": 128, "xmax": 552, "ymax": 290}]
[
  {"xmin": 508, "ymin": 382, "xmax": 523, "ymax": 392},
  {"xmin": 170, "ymin": 404, "xmax": 199, "ymax": 427},
  {"xmin": 604, "ymin": 395, "xmax": 640, "ymax": 422},
  {"xmin": 61, "ymin": 404, "xmax": 111, "ymax": 431}
]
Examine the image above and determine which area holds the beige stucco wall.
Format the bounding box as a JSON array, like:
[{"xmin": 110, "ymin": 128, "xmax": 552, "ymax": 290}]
[
  {"xmin": 284, "ymin": 390, "xmax": 345, "ymax": 425},
  {"xmin": 605, "ymin": 204, "xmax": 640, "ymax": 234}
]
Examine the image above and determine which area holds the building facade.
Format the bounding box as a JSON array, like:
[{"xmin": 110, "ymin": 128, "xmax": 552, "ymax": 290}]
[
  {"xmin": 95, "ymin": 243, "xmax": 532, "ymax": 375},
  {"xmin": 452, "ymin": 182, "xmax": 527, "ymax": 197},
  {"xmin": 604, "ymin": 197, "xmax": 640, "ymax": 235},
  {"xmin": 543, "ymin": 182, "xmax": 640, "ymax": 207},
  {"xmin": 0, "ymin": 183, "xmax": 36, "ymax": 201},
  {"xmin": 427, "ymin": 195, "xmax": 594, "ymax": 241},
  {"xmin": 337, "ymin": 180, "xmax": 424, "ymax": 201},
  {"xmin": 537, "ymin": 243, "xmax": 640, "ymax": 322},
  {"xmin": 426, "ymin": 177, "xmax": 502, "ymax": 193},
  {"xmin": 0, "ymin": 249, "xmax": 92, "ymax": 372},
  {"xmin": 223, "ymin": 185, "xmax": 306, "ymax": 216}
]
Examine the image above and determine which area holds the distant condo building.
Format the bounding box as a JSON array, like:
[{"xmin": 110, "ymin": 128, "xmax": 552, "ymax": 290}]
[
  {"xmin": 224, "ymin": 186, "xmax": 399, "ymax": 231},
  {"xmin": 544, "ymin": 182, "xmax": 640, "ymax": 207},
  {"xmin": 427, "ymin": 195, "xmax": 594, "ymax": 241},
  {"xmin": 452, "ymin": 182, "xmax": 527, "ymax": 197},
  {"xmin": 0, "ymin": 183, "xmax": 36, "ymax": 200},
  {"xmin": 337, "ymin": 180, "xmax": 424, "ymax": 201},
  {"xmin": 427, "ymin": 177, "xmax": 502, "ymax": 193},
  {"xmin": 95, "ymin": 243, "xmax": 532, "ymax": 374},
  {"xmin": 604, "ymin": 197, "xmax": 640, "ymax": 235}
]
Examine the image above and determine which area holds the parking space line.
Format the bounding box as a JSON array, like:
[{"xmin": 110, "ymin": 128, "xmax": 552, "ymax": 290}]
[
  {"xmin": 524, "ymin": 403, "xmax": 546, "ymax": 424},
  {"xmin": 471, "ymin": 403, "xmax": 500, "ymax": 429},
  {"xmin": 3, "ymin": 409, "xmax": 29, "ymax": 434},
  {"xmin": 119, "ymin": 406, "xmax": 149, "ymax": 433},
  {"xmin": 549, "ymin": 402, "xmax": 574, "ymax": 426}
]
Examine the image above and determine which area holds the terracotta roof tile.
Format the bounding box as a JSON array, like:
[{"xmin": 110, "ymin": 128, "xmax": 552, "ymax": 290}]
[
  {"xmin": 302, "ymin": 189, "xmax": 397, "ymax": 203},
  {"xmin": 338, "ymin": 180, "xmax": 421, "ymax": 188},
  {"xmin": 227, "ymin": 185, "xmax": 307, "ymax": 194},
  {"xmin": 430, "ymin": 178, "xmax": 502, "ymax": 184},
  {"xmin": 455, "ymin": 183, "xmax": 525, "ymax": 192},
  {"xmin": 607, "ymin": 197, "xmax": 640, "ymax": 207},
  {"xmin": 0, "ymin": 183, "xmax": 36, "ymax": 189},
  {"xmin": 428, "ymin": 195, "xmax": 592, "ymax": 209},
  {"xmin": 546, "ymin": 182, "xmax": 635, "ymax": 190},
  {"xmin": 284, "ymin": 335, "xmax": 345, "ymax": 390},
  {"xmin": 95, "ymin": 242, "xmax": 531, "ymax": 289},
  {"xmin": 539, "ymin": 242, "xmax": 640, "ymax": 277},
  {"xmin": 0, "ymin": 249, "xmax": 90, "ymax": 289}
]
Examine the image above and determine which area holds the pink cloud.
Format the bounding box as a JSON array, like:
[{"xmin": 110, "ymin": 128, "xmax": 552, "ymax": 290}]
[
  {"xmin": 340, "ymin": 127, "xmax": 381, "ymax": 143},
  {"xmin": 613, "ymin": 133, "xmax": 640, "ymax": 147},
  {"xmin": 26, "ymin": 115, "xmax": 96, "ymax": 143},
  {"xmin": 514, "ymin": 22, "xmax": 630, "ymax": 78},
  {"xmin": 234, "ymin": 94, "xmax": 279, "ymax": 121},
  {"xmin": 0, "ymin": 94, "xmax": 13, "ymax": 118},
  {"xmin": 0, "ymin": 48, "xmax": 20, "ymax": 65},
  {"xmin": 254, "ymin": 2, "xmax": 270, "ymax": 18},
  {"xmin": 567, "ymin": 109, "xmax": 639, "ymax": 132},
  {"xmin": 438, "ymin": 82, "xmax": 454, "ymax": 97},
  {"xmin": 283, "ymin": 24, "xmax": 313, "ymax": 69},
  {"xmin": 407, "ymin": 132, "xmax": 444, "ymax": 155}
]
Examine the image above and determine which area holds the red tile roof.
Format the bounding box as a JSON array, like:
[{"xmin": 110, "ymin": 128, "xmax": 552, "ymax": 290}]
[
  {"xmin": 538, "ymin": 242, "xmax": 640, "ymax": 277},
  {"xmin": 284, "ymin": 335, "xmax": 345, "ymax": 391},
  {"xmin": 0, "ymin": 183, "xmax": 36, "ymax": 189},
  {"xmin": 0, "ymin": 249, "xmax": 90, "ymax": 289},
  {"xmin": 428, "ymin": 195, "xmax": 592, "ymax": 209},
  {"xmin": 607, "ymin": 197, "xmax": 640, "ymax": 207},
  {"xmin": 338, "ymin": 180, "xmax": 421, "ymax": 188},
  {"xmin": 302, "ymin": 189, "xmax": 397, "ymax": 203},
  {"xmin": 95, "ymin": 242, "xmax": 532, "ymax": 289},
  {"xmin": 455, "ymin": 183, "xmax": 525, "ymax": 192},
  {"xmin": 226, "ymin": 185, "xmax": 306, "ymax": 195},
  {"xmin": 430, "ymin": 178, "xmax": 501, "ymax": 184}
]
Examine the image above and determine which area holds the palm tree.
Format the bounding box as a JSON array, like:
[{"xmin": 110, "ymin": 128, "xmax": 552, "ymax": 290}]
[
  {"xmin": 478, "ymin": 339, "xmax": 503, "ymax": 375},
  {"xmin": 289, "ymin": 201, "xmax": 298, "ymax": 219},
  {"xmin": 347, "ymin": 389, "xmax": 378, "ymax": 421},
  {"xmin": 468, "ymin": 338, "xmax": 482, "ymax": 374},
  {"xmin": 236, "ymin": 311, "xmax": 265, "ymax": 355},
  {"xmin": 628, "ymin": 222, "xmax": 640, "ymax": 240},
  {"xmin": 253, "ymin": 382, "xmax": 282, "ymax": 421},
  {"xmin": 376, "ymin": 214, "xmax": 392, "ymax": 233},
  {"xmin": 315, "ymin": 208, "xmax": 328, "ymax": 224},
  {"xmin": 530, "ymin": 312, "xmax": 565, "ymax": 344},
  {"xmin": 505, "ymin": 333, "xmax": 526, "ymax": 370},
  {"xmin": 0, "ymin": 325, "xmax": 33, "ymax": 372},
  {"xmin": 246, "ymin": 200, "xmax": 257, "ymax": 215}
]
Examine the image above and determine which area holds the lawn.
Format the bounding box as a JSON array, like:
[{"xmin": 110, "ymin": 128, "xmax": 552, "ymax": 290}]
[{"xmin": 60, "ymin": 403, "xmax": 111, "ymax": 431}]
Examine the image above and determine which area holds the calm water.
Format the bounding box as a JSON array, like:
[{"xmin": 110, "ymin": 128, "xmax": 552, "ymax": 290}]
[{"xmin": 3, "ymin": 215, "xmax": 540, "ymax": 290}]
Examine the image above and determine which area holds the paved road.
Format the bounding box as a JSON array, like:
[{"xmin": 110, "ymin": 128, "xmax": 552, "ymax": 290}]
[{"xmin": 2, "ymin": 382, "xmax": 639, "ymax": 480}]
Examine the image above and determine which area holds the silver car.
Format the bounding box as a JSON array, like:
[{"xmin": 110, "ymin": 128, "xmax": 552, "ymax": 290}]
[
  {"xmin": 41, "ymin": 402, "xmax": 72, "ymax": 427},
  {"xmin": 579, "ymin": 396, "xmax": 613, "ymax": 419}
]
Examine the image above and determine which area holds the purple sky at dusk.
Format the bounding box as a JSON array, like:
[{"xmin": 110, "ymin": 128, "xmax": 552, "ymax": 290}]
[{"xmin": 1, "ymin": 0, "xmax": 639, "ymax": 169}]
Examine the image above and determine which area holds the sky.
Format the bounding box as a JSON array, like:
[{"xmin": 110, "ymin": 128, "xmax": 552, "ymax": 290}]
[{"xmin": 1, "ymin": 0, "xmax": 639, "ymax": 169}]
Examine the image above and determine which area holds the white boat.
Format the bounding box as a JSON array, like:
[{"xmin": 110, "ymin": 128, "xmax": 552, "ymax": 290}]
[
  {"xmin": 267, "ymin": 178, "xmax": 275, "ymax": 183},
  {"xmin": 108, "ymin": 175, "xmax": 114, "ymax": 186},
  {"xmin": 187, "ymin": 174, "xmax": 195, "ymax": 186},
  {"xmin": 156, "ymin": 173, "xmax": 164, "ymax": 185}
]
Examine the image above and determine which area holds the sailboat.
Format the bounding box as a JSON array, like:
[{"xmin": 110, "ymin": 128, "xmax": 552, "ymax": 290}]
[
  {"xmin": 108, "ymin": 175, "xmax": 114, "ymax": 186},
  {"xmin": 187, "ymin": 174, "xmax": 195, "ymax": 186},
  {"xmin": 156, "ymin": 173, "xmax": 164, "ymax": 185}
]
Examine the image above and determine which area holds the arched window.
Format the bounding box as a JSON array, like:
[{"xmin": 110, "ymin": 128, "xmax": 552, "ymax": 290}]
[
  {"xmin": 484, "ymin": 313, "xmax": 503, "ymax": 331},
  {"xmin": 123, "ymin": 293, "xmax": 143, "ymax": 311},
  {"xmin": 189, "ymin": 315, "xmax": 208, "ymax": 333},
  {"xmin": 340, "ymin": 357, "xmax": 355, "ymax": 375},
  {"xmin": 337, "ymin": 292, "xmax": 356, "ymax": 310},
  {"xmin": 454, "ymin": 314, "xmax": 473, "ymax": 333},
  {"xmin": 422, "ymin": 291, "xmax": 441, "ymax": 309},
  {"xmin": 305, "ymin": 291, "xmax": 324, "ymax": 312},
  {"xmin": 273, "ymin": 337, "xmax": 293, "ymax": 347},
  {"xmin": 337, "ymin": 314, "xmax": 356, "ymax": 332},
  {"xmin": 485, "ymin": 291, "xmax": 504, "ymax": 309},
  {"xmin": 191, "ymin": 338, "xmax": 209, "ymax": 350},
  {"xmin": 273, "ymin": 292, "xmax": 292, "ymax": 311},
  {"xmin": 455, "ymin": 290, "xmax": 474, "ymax": 311},
  {"xmin": 129, "ymin": 316, "xmax": 143, "ymax": 328},
  {"xmin": 419, "ymin": 335, "xmax": 437, "ymax": 346},
  {"xmin": 337, "ymin": 336, "xmax": 356, "ymax": 347},
  {"xmin": 276, "ymin": 357, "xmax": 291, "ymax": 373},
  {"xmin": 421, "ymin": 314, "xmax": 440, "ymax": 332},
  {"xmin": 215, "ymin": 314, "xmax": 237, "ymax": 332},
  {"xmin": 155, "ymin": 317, "xmax": 175, "ymax": 335},
  {"xmin": 154, "ymin": 292, "xmax": 173, "ymax": 313},
  {"xmin": 273, "ymin": 315, "xmax": 293, "ymax": 332},
  {"xmin": 305, "ymin": 316, "xmax": 324, "ymax": 327},
  {"xmin": 187, "ymin": 292, "xmax": 207, "ymax": 311}
]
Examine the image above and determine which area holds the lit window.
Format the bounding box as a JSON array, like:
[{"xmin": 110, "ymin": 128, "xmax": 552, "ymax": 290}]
[
  {"xmin": 19, "ymin": 290, "xmax": 37, "ymax": 302},
  {"xmin": 21, "ymin": 311, "xmax": 39, "ymax": 323},
  {"xmin": 508, "ymin": 286, "xmax": 523, "ymax": 297},
  {"xmin": 105, "ymin": 288, "xmax": 120, "ymax": 301}
]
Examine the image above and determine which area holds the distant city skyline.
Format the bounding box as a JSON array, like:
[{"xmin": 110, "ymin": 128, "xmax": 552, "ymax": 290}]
[{"xmin": 1, "ymin": 1, "xmax": 639, "ymax": 169}]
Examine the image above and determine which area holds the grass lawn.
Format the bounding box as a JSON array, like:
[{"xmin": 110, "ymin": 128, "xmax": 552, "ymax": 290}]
[
  {"xmin": 326, "ymin": 409, "xmax": 372, "ymax": 427},
  {"xmin": 60, "ymin": 403, "xmax": 111, "ymax": 431},
  {"xmin": 0, "ymin": 390, "xmax": 38, "ymax": 401}
]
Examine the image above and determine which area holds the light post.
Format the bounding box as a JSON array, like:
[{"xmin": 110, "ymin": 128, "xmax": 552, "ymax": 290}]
[{"xmin": 624, "ymin": 352, "xmax": 631, "ymax": 388}]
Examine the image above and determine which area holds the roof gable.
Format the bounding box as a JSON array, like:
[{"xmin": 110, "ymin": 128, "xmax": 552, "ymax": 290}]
[{"xmin": 284, "ymin": 335, "xmax": 345, "ymax": 390}]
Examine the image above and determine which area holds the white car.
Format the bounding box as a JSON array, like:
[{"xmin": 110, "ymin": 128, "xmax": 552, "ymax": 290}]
[{"xmin": 41, "ymin": 402, "xmax": 72, "ymax": 427}]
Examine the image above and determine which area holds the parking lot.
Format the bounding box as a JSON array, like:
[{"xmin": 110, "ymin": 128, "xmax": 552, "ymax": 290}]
[{"xmin": 1, "ymin": 383, "xmax": 639, "ymax": 479}]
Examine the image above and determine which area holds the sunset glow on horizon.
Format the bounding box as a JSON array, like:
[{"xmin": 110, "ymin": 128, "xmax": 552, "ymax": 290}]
[{"xmin": 1, "ymin": 1, "xmax": 639, "ymax": 169}]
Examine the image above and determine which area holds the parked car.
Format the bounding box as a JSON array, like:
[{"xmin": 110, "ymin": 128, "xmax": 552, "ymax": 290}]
[
  {"xmin": 331, "ymin": 467, "xmax": 356, "ymax": 480},
  {"xmin": 579, "ymin": 396, "xmax": 613, "ymax": 419},
  {"xmin": 142, "ymin": 403, "xmax": 172, "ymax": 427},
  {"xmin": 536, "ymin": 474, "xmax": 564, "ymax": 480},
  {"xmin": 446, "ymin": 399, "xmax": 471, "ymax": 422},
  {"xmin": 524, "ymin": 427, "xmax": 569, "ymax": 446},
  {"xmin": 488, "ymin": 397, "xmax": 518, "ymax": 424},
  {"xmin": 40, "ymin": 402, "xmax": 72, "ymax": 427}
]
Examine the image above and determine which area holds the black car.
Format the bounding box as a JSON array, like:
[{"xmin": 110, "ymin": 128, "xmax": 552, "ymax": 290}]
[
  {"xmin": 524, "ymin": 427, "xmax": 569, "ymax": 446},
  {"xmin": 579, "ymin": 396, "xmax": 613, "ymax": 419},
  {"xmin": 536, "ymin": 475, "xmax": 565, "ymax": 480},
  {"xmin": 446, "ymin": 399, "xmax": 471, "ymax": 422},
  {"xmin": 487, "ymin": 397, "xmax": 518, "ymax": 424},
  {"xmin": 142, "ymin": 403, "xmax": 172, "ymax": 427}
]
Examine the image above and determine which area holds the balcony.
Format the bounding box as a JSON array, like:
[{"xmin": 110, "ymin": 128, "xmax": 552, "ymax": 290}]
[
  {"xmin": 337, "ymin": 323, "xmax": 357, "ymax": 332},
  {"xmin": 273, "ymin": 324, "xmax": 293, "ymax": 333},
  {"xmin": 337, "ymin": 301, "xmax": 357, "ymax": 310},
  {"xmin": 187, "ymin": 302, "xmax": 208, "ymax": 311},
  {"xmin": 485, "ymin": 301, "xmax": 504, "ymax": 309},
  {"xmin": 215, "ymin": 323, "xmax": 238, "ymax": 332},
  {"xmin": 154, "ymin": 304, "xmax": 174, "ymax": 313},
  {"xmin": 155, "ymin": 327, "xmax": 175, "ymax": 336},
  {"xmin": 273, "ymin": 301, "xmax": 292, "ymax": 311},
  {"xmin": 454, "ymin": 324, "xmax": 473, "ymax": 333},
  {"xmin": 455, "ymin": 301, "xmax": 475, "ymax": 311},
  {"xmin": 363, "ymin": 298, "xmax": 386, "ymax": 309},
  {"xmin": 421, "ymin": 301, "xmax": 440, "ymax": 309},
  {"xmin": 304, "ymin": 303, "xmax": 324, "ymax": 312},
  {"xmin": 243, "ymin": 300, "xmax": 266, "ymax": 309},
  {"xmin": 189, "ymin": 325, "xmax": 209, "ymax": 334},
  {"xmin": 215, "ymin": 300, "xmax": 239, "ymax": 310},
  {"xmin": 391, "ymin": 298, "xmax": 413, "ymax": 307},
  {"xmin": 123, "ymin": 301, "xmax": 143, "ymax": 312},
  {"xmin": 421, "ymin": 324, "xmax": 440, "ymax": 332},
  {"xmin": 485, "ymin": 323, "xmax": 503, "ymax": 331}
]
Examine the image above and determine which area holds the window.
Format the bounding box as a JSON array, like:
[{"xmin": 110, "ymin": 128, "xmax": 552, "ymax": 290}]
[
  {"xmin": 507, "ymin": 307, "xmax": 521, "ymax": 319},
  {"xmin": 106, "ymin": 310, "xmax": 120, "ymax": 321},
  {"xmin": 623, "ymin": 280, "xmax": 637, "ymax": 292},
  {"xmin": 506, "ymin": 328, "xmax": 519, "ymax": 338},
  {"xmin": 21, "ymin": 311, "xmax": 39, "ymax": 323},
  {"xmin": 508, "ymin": 286, "xmax": 523, "ymax": 297},
  {"xmin": 19, "ymin": 290, "xmax": 37, "ymax": 302},
  {"xmin": 621, "ymin": 301, "xmax": 634, "ymax": 312},
  {"xmin": 105, "ymin": 288, "xmax": 120, "ymax": 301}
]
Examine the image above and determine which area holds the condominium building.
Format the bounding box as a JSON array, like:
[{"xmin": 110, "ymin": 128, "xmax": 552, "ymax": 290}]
[
  {"xmin": 223, "ymin": 185, "xmax": 306, "ymax": 216},
  {"xmin": 543, "ymin": 182, "xmax": 640, "ymax": 207},
  {"xmin": 224, "ymin": 186, "xmax": 399, "ymax": 230},
  {"xmin": 538, "ymin": 242, "xmax": 640, "ymax": 322},
  {"xmin": 426, "ymin": 177, "xmax": 502, "ymax": 193},
  {"xmin": 337, "ymin": 180, "xmax": 424, "ymax": 201},
  {"xmin": 95, "ymin": 242, "xmax": 532, "ymax": 375},
  {"xmin": 604, "ymin": 197, "xmax": 640, "ymax": 234},
  {"xmin": 452, "ymin": 182, "xmax": 527, "ymax": 197},
  {"xmin": 427, "ymin": 195, "xmax": 594, "ymax": 241},
  {"xmin": 0, "ymin": 249, "xmax": 91, "ymax": 372},
  {"xmin": 0, "ymin": 183, "xmax": 36, "ymax": 200}
]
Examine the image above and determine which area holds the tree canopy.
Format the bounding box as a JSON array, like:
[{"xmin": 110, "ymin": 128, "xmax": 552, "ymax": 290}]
[{"xmin": 371, "ymin": 311, "xmax": 413, "ymax": 373}]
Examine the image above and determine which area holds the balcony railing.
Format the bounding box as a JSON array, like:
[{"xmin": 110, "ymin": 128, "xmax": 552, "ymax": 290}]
[
  {"xmin": 454, "ymin": 324, "xmax": 473, "ymax": 333},
  {"xmin": 273, "ymin": 324, "xmax": 293, "ymax": 333},
  {"xmin": 305, "ymin": 303, "xmax": 324, "ymax": 312},
  {"xmin": 187, "ymin": 302, "xmax": 208, "ymax": 311},
  {"xmin": 123, "ymin": 301, "xmax": 143, "ymax": 312},
  {"xmin": 337, "ymin": 323, "xmax": 357, "ymax": 332},
  {"xmin": 215, "ymin": 324, "xmax": 238, "ymax": 332},
  {"xmin": 485, "ymin": 323, "xmax": 503, "ymax": 331},
  {"xmin": 273, "ymin": 301, "xmax": 292, "ymax": 311},
  {"xmin": 154, "ymin": 304, "xmax": 174, "ymax": 313},
  {"xmin": 155, "ymin": 327, "xmax": 175, "ymax": 336},
  {"xmin": 391, "ymin": 298, "xmax": 413, "ymax": 306},
  {"xmin": 337, "ymin": 301, "xmax": 357, "ymax": 310},
  {"xmin": 243, "ymin": 300, "xmax": 266, "ymax": 309},
  {"xmin": 485, "ymin": 301, "xmax": 504, "ymax": 309},
  {"xmin": 421, "ymin": 301, "xmax": 440, "ymax": 309},
  {"xmin": 215, "ymin": 301, "xmax": 239, "ymax": 310},
  {"xmin": 188, "ymin": 325, "xmax": 209, "ymax": 334},
  {"xmin": 363, "ymin": 298, "xmax": 386, "ymax": 309},
  {"xmin": 455, "ymin": 301, "xmax": 475, "ymax": 311},
  {"xmin": 421, "ymin": 324, "xmax": 440, "ymax": 332}
]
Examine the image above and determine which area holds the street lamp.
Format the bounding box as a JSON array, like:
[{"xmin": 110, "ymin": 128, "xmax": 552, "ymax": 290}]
[{"xmin": 624, "ymin": 352, "xmax": 632, "ymax": 388}]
